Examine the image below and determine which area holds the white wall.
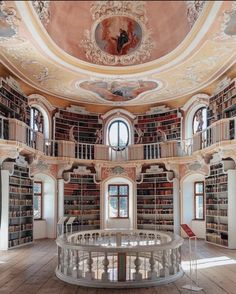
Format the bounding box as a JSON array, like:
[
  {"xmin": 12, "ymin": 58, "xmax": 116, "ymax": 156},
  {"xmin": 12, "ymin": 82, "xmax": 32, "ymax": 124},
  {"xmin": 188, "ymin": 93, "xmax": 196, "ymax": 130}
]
[
  {"xmin": 101, "ymin": 177, "xmax": 135, "ymax": 230},
  {"xmin": 34, "ymin": 173, "xmax": 57, "ymax": 239},
  {"xmin": 181, "ymin": 173, "xmax": 205, "ymax": 239}
]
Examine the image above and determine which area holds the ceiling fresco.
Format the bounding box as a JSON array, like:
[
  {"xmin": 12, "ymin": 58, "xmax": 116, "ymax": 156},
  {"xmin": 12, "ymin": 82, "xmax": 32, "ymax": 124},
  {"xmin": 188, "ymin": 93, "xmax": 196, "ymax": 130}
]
[
  {"xmin": 79, "ymin": 80, "xmax": 159, "ymax": 102},
  {"xmin": 38, "ymin": 1, "xmax": 191, "ymax": 66},
  {"xmin": 0, "ymin": 1, "xmax": 235, "ymax": 106}
]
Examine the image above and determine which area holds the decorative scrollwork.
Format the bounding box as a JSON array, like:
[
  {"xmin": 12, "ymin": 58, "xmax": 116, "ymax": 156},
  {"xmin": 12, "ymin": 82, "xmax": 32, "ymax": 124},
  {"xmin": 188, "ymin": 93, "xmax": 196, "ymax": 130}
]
[
  {"xmin": 80, "ymin": 1, "xmax": 154, "ymax": 66},
  {"xmin": 32, "ymin": 1, "xmax": 50, "ymax": 25}
]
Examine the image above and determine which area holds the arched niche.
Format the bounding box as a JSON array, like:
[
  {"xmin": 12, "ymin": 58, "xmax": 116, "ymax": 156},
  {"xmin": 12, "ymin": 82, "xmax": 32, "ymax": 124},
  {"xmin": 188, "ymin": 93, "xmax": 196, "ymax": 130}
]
[
  {"xmin": 181, "ymin": 172, "xmax": 205, "ymax": 239},
  {"xmin": 33, "ymin": 173, "xmax": 57, "ymax": 239},
  {"xmin": 182, "ymin": 93, "xmax": 209, "ymax": 140},
  {"xmin": 28, "ymin": 94, "xmax": 55, "ymax": 140}
]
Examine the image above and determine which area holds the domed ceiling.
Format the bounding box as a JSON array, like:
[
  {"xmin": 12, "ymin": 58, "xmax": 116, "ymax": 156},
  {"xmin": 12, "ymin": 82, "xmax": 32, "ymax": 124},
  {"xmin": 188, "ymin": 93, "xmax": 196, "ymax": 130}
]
[
  {"xmin": 43, "ymin": 1, "xmax": 191, "ymax": 66},
  {"xmin": 0, "ymin": 1, "xmax": 236, "ymax": 106}
]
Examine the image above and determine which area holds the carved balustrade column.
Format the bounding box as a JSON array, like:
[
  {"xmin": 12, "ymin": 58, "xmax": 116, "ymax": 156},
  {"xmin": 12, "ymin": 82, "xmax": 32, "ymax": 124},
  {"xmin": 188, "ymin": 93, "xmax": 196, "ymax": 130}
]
[
  {"xmin": 169, "ymin": 248, "xmax": 177, "ymax": 275},
  {"xmin": 101, "ymin": 252, "xmax": 110, "ymax": 281},
  {"xmin": 85, "ymin": 252, "xmax": 95, "ymax": 280},
  {"xmin": 176, "ymin": 247, "xmax": 181, "ymax": 272},
  {"xmin": 60, "ymin": 248, "xmax": 65, "ymax": 273},
  {"xmin": 133, "ymin": 252, "xmax": 142, "ymax": 281},
  {"xmin": 160, "ymin": 249, "xmax": 169, "ymax": 277},
  {"xmin": 72, "ymin": 249, "xmax": 82, "ymax": 278},
  {"xmin": 65, "ymin": 249, "xmax": 71, "ymax": 276},
  {"xmin": 148, "ymin": 251, "xmax": 157, "ymax": 280}
]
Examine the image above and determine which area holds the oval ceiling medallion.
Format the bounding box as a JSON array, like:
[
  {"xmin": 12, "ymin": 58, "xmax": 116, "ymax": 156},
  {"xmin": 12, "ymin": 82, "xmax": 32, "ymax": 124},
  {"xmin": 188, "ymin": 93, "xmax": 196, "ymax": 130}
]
[
  {"xmin": 77, "ymin": 79, "xmax": 160, "ymax": 102},
  {"xmin": 94, "ymin": 16, "xmax": 142, "ymax": 56}
]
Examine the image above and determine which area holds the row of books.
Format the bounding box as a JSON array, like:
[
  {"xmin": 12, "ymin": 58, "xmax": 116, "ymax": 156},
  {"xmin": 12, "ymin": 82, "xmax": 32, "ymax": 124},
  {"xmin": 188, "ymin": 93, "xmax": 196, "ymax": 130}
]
[
  {"xmin": 9, "ymin": 223, "xmax": 33, "ymax": 232},
  {"xmin": 206, "ymin": 209, "xmax": 227, "ymax": 216},
  {"xmin": 137, "ymin": 208, "xmax": 173, "ymax": 214},
  {"xmin": 8, "ymin": 236, "xmax": 33, "ymax": 248},
  {"xmin": 9, "ymin": 199, "xmax": 33, "ymax": 206},
  {"xmin": 9, "ymin": 210, "xmax": 33, "ymax": 217},
  {"xmin": 206, "ymin": 222, "xmax": 228, "ymax": 231}
]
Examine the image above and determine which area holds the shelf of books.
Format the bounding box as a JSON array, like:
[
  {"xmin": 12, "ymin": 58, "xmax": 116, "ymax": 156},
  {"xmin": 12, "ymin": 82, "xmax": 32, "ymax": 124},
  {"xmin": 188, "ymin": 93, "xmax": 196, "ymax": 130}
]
[
  {"xmin": 205, "ymin": 155, "xmax": 236, "ymax": 248},
  {"xmin": 0, "ymin": 156, "xmax": 33, "ymax": 250},
  {"xmin": 0, "ymin": 77, "xmax": 30, "ymax": 125},
  {"xmin": 63, "ymin": 166, "xmax": 100, "ymax": 232},
  {"xmin": 137, "ymin": 165, "xmax": 179, "ymax": 233},
  {"xmin": 54, "ymin": 108, "xmax": 102, "ymax": 144},
  {"xmin": 207, "ymin": 78, "xmax": 236, "ymax": 127},
  {"xmin": 134, "ymin": 108, "xmax": 182, "ymax": 144}
]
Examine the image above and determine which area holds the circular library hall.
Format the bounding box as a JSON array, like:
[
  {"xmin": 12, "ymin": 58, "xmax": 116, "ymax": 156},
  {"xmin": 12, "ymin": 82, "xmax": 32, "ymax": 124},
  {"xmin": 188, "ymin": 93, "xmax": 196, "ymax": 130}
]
[{"xmin": 0, "ymin": 1, "xmax": 236, "ymax": 293}]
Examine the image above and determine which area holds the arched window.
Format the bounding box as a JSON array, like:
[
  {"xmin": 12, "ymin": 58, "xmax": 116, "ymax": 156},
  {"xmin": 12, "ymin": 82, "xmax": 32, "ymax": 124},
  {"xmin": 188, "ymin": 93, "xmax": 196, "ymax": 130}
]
[
  {"xmin": 108, "ymin": 120, "xmax": 129, "ymax": 150},
  {"xmin": 192, "ymin": 107, "xmax": 207, "ymax": 134},
  {"xmin": 30, "ymin": 107, "xmax": 44, "ymax": 133}
]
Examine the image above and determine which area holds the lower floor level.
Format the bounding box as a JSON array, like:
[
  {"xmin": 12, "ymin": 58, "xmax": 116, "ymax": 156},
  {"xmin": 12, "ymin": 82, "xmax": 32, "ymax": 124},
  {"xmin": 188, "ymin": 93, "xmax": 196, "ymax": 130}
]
[{"xmin": 0, "ymin": 239, "xmax": 236, "ymax": 293}]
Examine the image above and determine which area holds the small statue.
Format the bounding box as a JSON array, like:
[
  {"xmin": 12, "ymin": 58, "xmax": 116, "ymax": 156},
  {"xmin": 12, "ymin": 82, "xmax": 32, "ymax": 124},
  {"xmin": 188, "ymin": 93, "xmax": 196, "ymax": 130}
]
[
  {"xmin": 156, "ymin": 128, "xmax": 167, "ymax": 142},
  {"xmin": 195, "ymin": 109, "xmax": 204, "ymax": 132},
  {"xmin": 69, "ymin": 125, "xmax": 77, "ymax": 143},
  {"xmin": 19, "ymin": 104, "xmax": 27, "ymax": 123},
  {"xmin": 35, "ymin": 112, "xmax": 43, "ymax": 132},
  {"xmin": 95, "ymin": 128, "xmax": 103, "ymax": 144},
  {"xmin": 134, "ymin": 127, "xmax": 144, "ymax": 144}
]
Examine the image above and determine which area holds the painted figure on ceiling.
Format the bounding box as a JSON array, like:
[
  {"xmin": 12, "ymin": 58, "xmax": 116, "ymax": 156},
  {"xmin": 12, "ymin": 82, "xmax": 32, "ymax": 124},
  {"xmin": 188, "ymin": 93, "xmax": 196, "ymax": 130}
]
[{"xmin": 116, "ymin": 29, "xmax": 129, "ymax": 54}]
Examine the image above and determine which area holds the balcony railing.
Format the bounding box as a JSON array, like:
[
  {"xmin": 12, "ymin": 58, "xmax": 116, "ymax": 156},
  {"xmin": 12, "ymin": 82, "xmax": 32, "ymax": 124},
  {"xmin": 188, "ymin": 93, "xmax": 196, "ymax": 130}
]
[
  {"xmin": 56, "ymin": 229, "xmax": 184, "ymax": 288},
  {"xmin": 0, "ymin": 116, "xmax": 235, "ymax": 161}
]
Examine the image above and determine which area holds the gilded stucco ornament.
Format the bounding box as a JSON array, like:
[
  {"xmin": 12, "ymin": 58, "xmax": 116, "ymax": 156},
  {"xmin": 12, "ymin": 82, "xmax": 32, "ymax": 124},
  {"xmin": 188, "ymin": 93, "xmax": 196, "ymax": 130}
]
[
  {"xmin": 0, "ymin": 1, "xmax": 21, "ymax": 42},
  {"xmin": 214, "ymin": 1, "xmax": 236, "ymax": 41},
  {"xmin": 80, "ymin": 1, "xmax": 155, "ymax": 66},
  {"xmin": 186, "ymin": 1, "xmax": 206, "ymax": 28},
  {"xmin": 32, "ymin": 1, "xmax": 50, "ymax": 26}
]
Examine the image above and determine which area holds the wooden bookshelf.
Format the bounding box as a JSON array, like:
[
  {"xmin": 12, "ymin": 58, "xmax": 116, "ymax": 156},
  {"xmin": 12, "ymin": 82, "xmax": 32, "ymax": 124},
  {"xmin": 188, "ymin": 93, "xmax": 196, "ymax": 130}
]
[
  {"xmin": 205, "ymin": 157, "xmax": 236, "ymax": 248},
  {"xmin": 207, "ymin": 79, "xmax": 236, "ymax": 126},
  {"xmin": 54, "ymin": 109, "xmax": 102, "ymax": 144},
  {"xmin": 0, "ymin": 156, "xmax": 33, "ymax": 250},
  {"xmin": 134, "ymin": 109, "xmax": 182, "ymax": 144},
  {"xmin": 63, "ymin": 167, "xmax": 100, "ymax": 231},
  {"xmin": 137, "ymin": 165, "xmax": 178, "ymax": 233},
  {"xmin": 0, "ymin": 77, "xmax": 30, "ymax": 126}
]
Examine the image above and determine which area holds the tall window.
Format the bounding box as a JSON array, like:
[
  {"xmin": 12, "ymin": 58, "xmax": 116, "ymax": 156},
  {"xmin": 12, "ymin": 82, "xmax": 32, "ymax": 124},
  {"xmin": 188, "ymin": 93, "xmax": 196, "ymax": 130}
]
[
  {"xmin": 108, "ymin": 120, "xmax": 129, "ymax": 150},
  {"xmin": 30, "ymin": 107, "xmax": 44, "ymax": 133},
  {"xmin": 108, "ymin": 184, "xmax": 129, "ymax": 218},
  {"xmin": 194, "ymin": 181, "xmax": 204, "ymax": 220},
  {"xmin": 193, "ymin": 107, "xmax": 207, "ymax": 134},
  {"xmin": 34, "ymin": 181, "xmax": 42, "ymax": 220}
]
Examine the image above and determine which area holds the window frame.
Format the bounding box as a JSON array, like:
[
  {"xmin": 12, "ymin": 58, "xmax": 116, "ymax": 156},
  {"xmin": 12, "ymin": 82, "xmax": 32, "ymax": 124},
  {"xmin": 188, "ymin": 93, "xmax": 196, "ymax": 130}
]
[
  {"xmin": 194, "ymin": 181, "xmax": 205, "ymax": 220},
  {"xmin": 108, "ymin": 184, "xmax": 129, "ymax": 219},
  {"xmin": 108, "ymin": 120, "xmax": 129, "ymax": 151},
  {"xmin": 33, "ymin": 181, "xmax": 43, "ymax": 220}
]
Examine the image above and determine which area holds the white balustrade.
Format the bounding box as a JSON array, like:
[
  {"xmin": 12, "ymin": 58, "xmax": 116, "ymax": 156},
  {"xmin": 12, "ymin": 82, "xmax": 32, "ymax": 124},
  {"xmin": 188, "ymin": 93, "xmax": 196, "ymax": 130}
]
[
  {"xmin": 0, "ymin": 116, "xmax": 235, "ymax": 161},
  {"xmin": 56, "ymin": 229, "xmax": 184, "ymax": 288}
]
